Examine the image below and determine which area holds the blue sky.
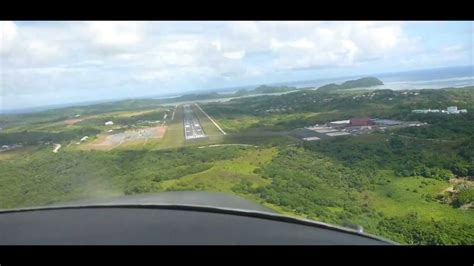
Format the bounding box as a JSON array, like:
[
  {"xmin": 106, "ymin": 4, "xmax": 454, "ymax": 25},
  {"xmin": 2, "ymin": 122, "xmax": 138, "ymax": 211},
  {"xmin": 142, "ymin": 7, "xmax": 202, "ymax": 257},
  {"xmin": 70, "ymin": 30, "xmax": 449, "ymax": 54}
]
[{"xmin": 1, "ymin": 21, "xmax": 473, "ymax": 110}]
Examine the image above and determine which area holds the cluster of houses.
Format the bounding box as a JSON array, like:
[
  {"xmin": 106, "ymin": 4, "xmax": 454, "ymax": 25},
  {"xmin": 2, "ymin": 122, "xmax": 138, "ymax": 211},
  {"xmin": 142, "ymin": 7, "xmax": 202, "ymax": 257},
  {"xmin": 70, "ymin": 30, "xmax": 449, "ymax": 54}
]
[
  {"xmin": 326, "ymin": 118, "xmax": 423, "ymax": 131},
  {"xmin": 412, "ymin": 106, "xmax": 467, "ymax": 114},
  {"xmin": 136, "ymin": 120, "xmax": 161, "ymax": 125},
  {"xmin": 300, "ymin": 117, "xmax": 425, "ymax": 141}
]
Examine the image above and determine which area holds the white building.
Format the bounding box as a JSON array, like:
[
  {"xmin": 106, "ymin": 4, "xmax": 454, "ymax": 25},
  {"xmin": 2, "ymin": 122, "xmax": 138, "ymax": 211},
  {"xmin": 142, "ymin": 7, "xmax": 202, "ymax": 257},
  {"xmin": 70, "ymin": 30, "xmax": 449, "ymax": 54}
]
[
  {"xmin": 412, "ymin": 109, "xmax": 439, "ymax": 114},
  {"xmin": 413, "ymin": 106, "xmax": 467, "ymax": 114},
  {"xmin": 80, "ymin": 136, "xmax": 89, "ymax": 142},
  {"xmin": 328, "ymin": 120, "xmax": 350, "ymax": 129},
  {"xmin": 105, "ymin": 121, "xmax": 114, "ymax": 126},
  {"xmin": 329, "ymin": 120, "xmax": 350, "ymax": 124},
  {"xmin": 447, "ymin": 106, "xmax": 459, "ymax": 114},
  {"xmin": 302, "ymin": 136, "xmax": 320, "ymax": 141},
  {"xmin": 446, "ymin": 106, "xmax": 467, "ymax": 114}
]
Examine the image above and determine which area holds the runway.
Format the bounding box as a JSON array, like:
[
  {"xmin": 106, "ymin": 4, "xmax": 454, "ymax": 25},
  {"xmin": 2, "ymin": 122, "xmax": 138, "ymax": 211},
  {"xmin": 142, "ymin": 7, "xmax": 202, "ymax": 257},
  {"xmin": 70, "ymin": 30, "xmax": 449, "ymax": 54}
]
[{"xmin": 183, "ymin": 104, "xmax": 206, "ymax": 140}]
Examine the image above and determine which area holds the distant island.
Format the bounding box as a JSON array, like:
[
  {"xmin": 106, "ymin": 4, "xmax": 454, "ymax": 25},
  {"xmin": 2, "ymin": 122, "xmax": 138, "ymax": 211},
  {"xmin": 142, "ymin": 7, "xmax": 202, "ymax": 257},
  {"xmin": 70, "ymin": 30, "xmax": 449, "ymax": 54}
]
[
  {"xmin": 317, "ymin": 77, "xmax": 384, "ymax": 92},
  {"xmin": 242, "ymin": 85, "xmax": 296, "ymax": 94},
  {"xmin": 157, "ymin": 77, "xmax": 383, "ymax": 103},
  {"xmin": 158, "ymin": 85, "xmax": 297, "ymax": 103}
]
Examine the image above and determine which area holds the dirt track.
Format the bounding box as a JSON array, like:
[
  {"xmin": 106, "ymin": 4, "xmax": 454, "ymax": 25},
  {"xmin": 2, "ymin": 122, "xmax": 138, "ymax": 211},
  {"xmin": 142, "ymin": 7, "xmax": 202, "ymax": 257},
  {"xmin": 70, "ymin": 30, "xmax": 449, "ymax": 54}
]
[{"xmin": 64, "ymin": 115, "xmax": 97, "ymax": 125}]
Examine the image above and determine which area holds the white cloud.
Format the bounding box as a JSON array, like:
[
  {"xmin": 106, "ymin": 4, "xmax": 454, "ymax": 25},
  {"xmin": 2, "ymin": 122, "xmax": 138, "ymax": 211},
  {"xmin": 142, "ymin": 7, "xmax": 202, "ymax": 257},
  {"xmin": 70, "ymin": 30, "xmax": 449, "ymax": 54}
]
[
  {"xmin": 211, "ymin": 40, "xmax": 222, "ymax": 51},
  {"xmin": 1, "ymin": 21, "xmax": 68, "ymax": 67},
  {"xmin": 270, "ymin": 38, "xmax": 314, "ymax": 49},
  {"xmin": 2, "ymin": 21, "xmax": 418, "ymax": 74},
  {"xmin": 442, "ymin": 44, "xmax": 467, "ymax": 53},
  {"xmin": 223, "ymin": 50, "xmax": 245, "ymax": 60},
  {"xmin": 262, "ymin": 22, "xmax": 418, "ymax": 70},
  {"xmin": 85, "ymin": 21, "xmax": 144, "ymax": 50},
  {"xmin": 26, "ymin": 40, "xmax": 65, "ymax": 63},
  {"xmin": 1, "ymin": 21, "xmax": 470, "ymax": 110},
  {"xmin": 0, "ymin": 21, "xmax": 18, "ymax": 54}
]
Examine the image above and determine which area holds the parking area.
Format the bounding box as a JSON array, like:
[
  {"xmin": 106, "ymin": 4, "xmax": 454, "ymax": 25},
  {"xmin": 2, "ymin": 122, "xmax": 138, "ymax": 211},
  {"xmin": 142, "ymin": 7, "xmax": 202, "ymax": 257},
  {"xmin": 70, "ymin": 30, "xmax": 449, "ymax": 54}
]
[{"xmin": 85, "ymin": 126, "xmax": 167, "ymax": 150}]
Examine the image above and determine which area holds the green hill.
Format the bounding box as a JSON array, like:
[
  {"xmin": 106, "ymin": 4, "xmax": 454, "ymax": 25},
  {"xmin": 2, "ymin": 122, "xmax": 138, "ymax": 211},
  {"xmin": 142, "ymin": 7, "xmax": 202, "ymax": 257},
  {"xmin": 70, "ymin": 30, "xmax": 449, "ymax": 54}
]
[
  {"xmin": 159, "ymin": 85, "xmax": 297, "ymax": 104},
  {"xmin": 318, "ymin": 77, "xmax": 384, "ymax": 92},
  {"xmin": 252, "ymin": 85, "xmax": 296, "ymax": 94}
]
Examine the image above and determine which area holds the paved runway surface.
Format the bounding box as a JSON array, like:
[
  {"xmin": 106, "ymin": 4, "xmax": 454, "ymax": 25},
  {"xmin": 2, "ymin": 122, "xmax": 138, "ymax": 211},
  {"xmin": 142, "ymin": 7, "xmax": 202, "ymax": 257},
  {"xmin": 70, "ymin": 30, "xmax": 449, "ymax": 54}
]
[{"xmin": 183, "ymin": 104, "xmax": 206, "ymax": 140}]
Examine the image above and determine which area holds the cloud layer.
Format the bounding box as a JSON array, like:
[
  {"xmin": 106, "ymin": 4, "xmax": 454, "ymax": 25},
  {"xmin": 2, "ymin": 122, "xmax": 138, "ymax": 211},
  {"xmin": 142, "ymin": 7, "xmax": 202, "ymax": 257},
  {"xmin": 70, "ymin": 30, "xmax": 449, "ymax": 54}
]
[{"xmin": 1, "ymin": 21, "xmax": 472, "ymax": 110}]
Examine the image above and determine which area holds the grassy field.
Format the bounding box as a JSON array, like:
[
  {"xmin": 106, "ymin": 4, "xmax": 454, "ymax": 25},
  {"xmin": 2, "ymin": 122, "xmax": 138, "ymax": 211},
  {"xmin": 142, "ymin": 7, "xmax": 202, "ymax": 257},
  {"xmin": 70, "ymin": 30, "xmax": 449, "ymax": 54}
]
[
  {"xmin": 369, "ymin": 174, "xmax": 473, "ymax": 223},
  {"xmin": 160, "ymin": 147, "xmax": 276, "ymax": 192},
  {"xmin": 149, "ymin": 105, "xmax": 185, "ymax": 150},
  {"xmin": 0, "ymin": 146, "xmax": 40, "ymax": 161},
  {"xmin": 208, "ymin": 112, "xmax": 321, "ymax": 133},
  {"xmin": 114, "ymin": 109, "xmax": 163, "ymax": 118},
  {"xmin": 216, "ymin": 115, "xmax": 261, "ymax": 133}
]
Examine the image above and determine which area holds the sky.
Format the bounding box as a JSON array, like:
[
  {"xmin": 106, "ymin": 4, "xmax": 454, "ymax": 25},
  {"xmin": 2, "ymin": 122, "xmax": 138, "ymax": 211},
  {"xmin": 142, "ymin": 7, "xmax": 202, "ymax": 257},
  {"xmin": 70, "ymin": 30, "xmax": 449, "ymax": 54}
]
[{"xmin": 1, "ymin": 21, "xmax": 473, "ymax": 110}]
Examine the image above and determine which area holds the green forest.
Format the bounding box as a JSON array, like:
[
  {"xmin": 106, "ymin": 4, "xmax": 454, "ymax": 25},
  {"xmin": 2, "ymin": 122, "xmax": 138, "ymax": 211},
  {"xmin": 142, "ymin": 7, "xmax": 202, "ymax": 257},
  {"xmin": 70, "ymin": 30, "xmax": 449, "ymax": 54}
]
[{"xmin": 0, "ymin": 86, "xmax": 473, "ymax": 244}]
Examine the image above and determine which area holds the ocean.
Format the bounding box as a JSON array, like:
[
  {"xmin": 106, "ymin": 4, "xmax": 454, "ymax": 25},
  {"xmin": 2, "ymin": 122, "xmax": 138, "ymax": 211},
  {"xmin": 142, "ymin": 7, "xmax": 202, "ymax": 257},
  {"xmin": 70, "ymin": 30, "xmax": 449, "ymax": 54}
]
[{"xmin": 281, "ymin": 65, "xmax": 474, "ymax": 90}]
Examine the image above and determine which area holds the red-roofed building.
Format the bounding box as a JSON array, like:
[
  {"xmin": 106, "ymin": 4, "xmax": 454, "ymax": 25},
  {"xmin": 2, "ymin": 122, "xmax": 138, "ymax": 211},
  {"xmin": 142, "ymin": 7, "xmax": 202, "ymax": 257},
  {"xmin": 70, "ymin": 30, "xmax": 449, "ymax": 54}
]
[{"xmin": 349, "ymin": 118, "xmax": 374, "ymax": 127}]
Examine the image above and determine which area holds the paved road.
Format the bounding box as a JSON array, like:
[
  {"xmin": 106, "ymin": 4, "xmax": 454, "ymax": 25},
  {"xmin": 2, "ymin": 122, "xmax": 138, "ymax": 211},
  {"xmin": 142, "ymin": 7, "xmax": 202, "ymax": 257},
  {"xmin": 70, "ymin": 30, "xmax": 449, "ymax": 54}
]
[
  {"xmin": 183, "ymin": 105, "xmax": 206, "ymax": 140},
  {"xmin": 171, "ymin": 107, "xmax": 176, "ymax": 121},
  {"xmin": 52, "ymin": 143, "xmax": 61, "ymax": 153}
]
